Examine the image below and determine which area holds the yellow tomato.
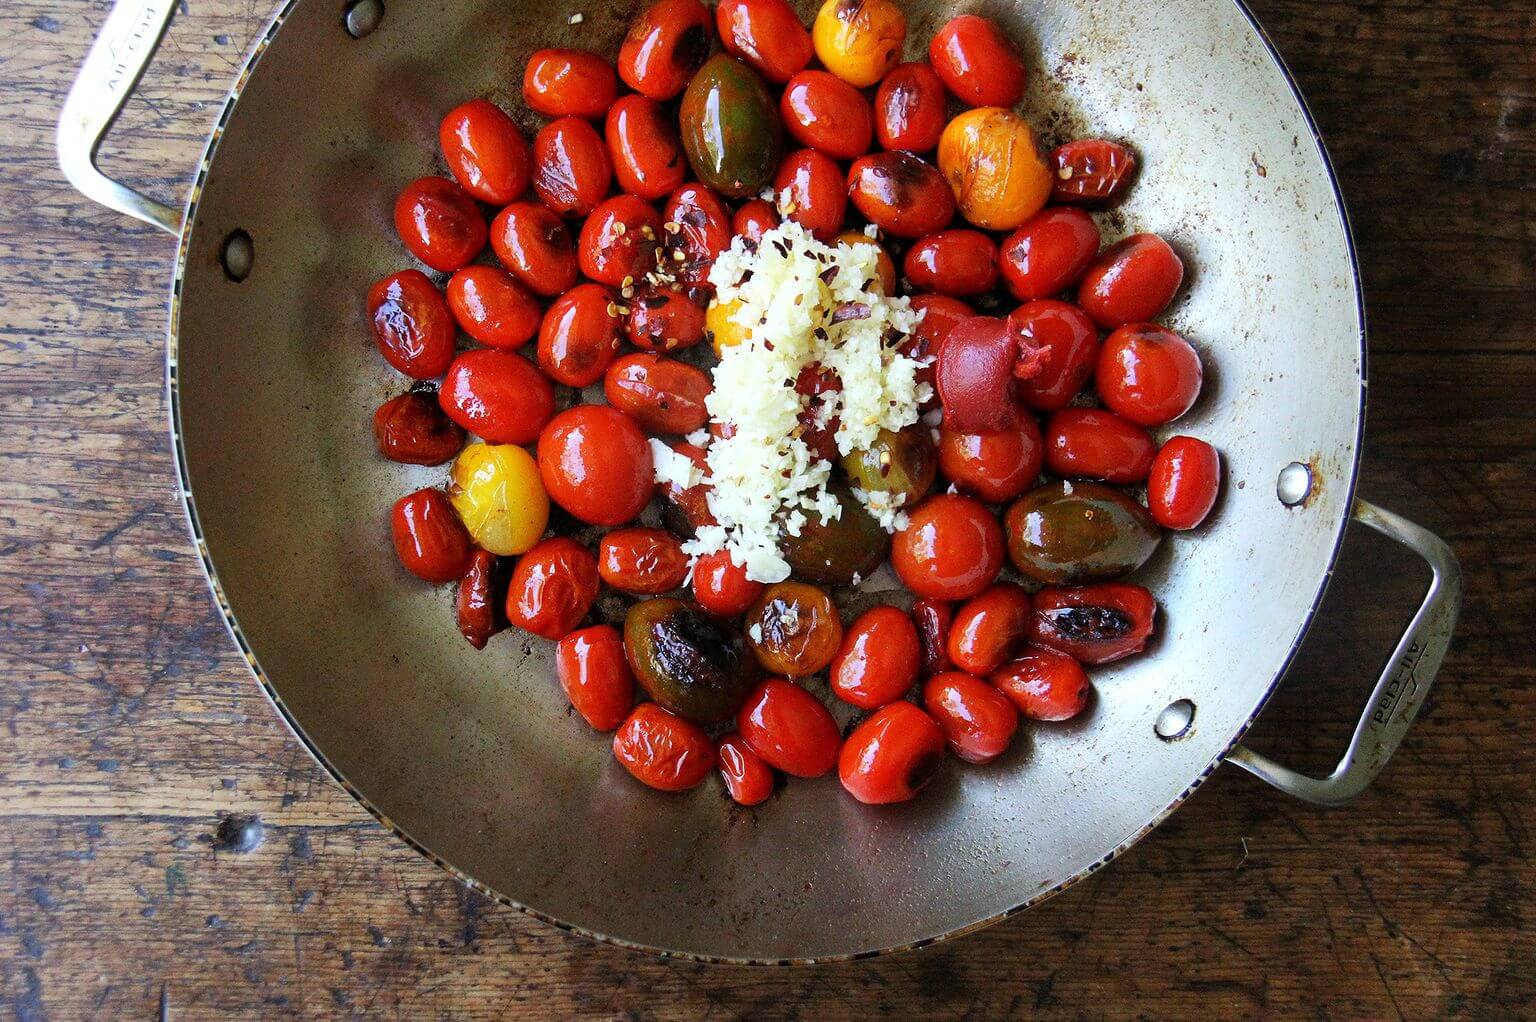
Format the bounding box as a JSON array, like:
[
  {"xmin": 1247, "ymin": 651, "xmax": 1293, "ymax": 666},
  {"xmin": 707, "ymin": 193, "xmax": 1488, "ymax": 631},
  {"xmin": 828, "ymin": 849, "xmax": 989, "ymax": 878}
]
[
  {"xmin": 449, "ymin": 442, "xmax": 548, "ymax": 555},
  {"xmin": 835, "ymin": 230, "xmax": 898, "ymax": 294},
  {"xmin": 706, "ymin": 297, "xmax": 754, "ymax": 356},
  {"xmin": 812, "ymin": 0, "xmax": 906, "ymax": 88},
  {"xmin": 936, "ymin": 107, "xmax": 1053, "ymax": 231}
]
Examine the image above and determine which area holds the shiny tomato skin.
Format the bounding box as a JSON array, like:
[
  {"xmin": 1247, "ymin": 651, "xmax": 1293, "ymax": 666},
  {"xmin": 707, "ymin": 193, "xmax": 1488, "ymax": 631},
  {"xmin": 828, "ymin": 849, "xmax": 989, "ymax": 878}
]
[
  {"xmin": 439, "ymin": 349, "xmax": 556, "ymax": 445},
  {"xmin": 537, "ymin": 405, "xmax": 654, "ymax": 526},
  {"xmin": 625, "ymin": 286, "xmax": 708, "ymax": 352},
  {"xmin": 1044, "ymin": 407, "xmax": 1156, "ymax": 484},
  {"xmin": 716, "ymin": 0, "xmax": 813, "ymax": 84},
  {"xmin": 737, "ymin": 679, "xmax": 841, "ymax": 778},
  {"xmin": 923, "ymin": 671, "xmax": 1019, "ymax": 764},
  {"xmin": 847, "ymin": 152, "xmax": 955, "ymax": 238},
  {"xmin": 938, "ymin": 418, "xmax": 1043, "ymax": 505},
  {"xmin": 746, "ymin": 583, "xmax": 843, "ymax": 677},
  {"xmin": 439, "ymin": 99, "xmax": 531, "ymax": 205},
  {"xmin": 577, "ymin": 194, "xmax": 663, "ymax": 287},
  {"xmin": 1050, "ymin": 139, "xmax": 1138, "ymax": 206},
  {"xmin": 912, "ymin": 598, "xmax": 953, "ymax": 676},
  {"xmin": 1148, "ymin": 436, "xmax": 1220, "ymax": 530},
  {"xmin": 892, "ymin": 494, "xmax": 1005, "ymax": 601},
  {"xmin": 663, "ymin": 184, "xmax": 733, "ymax": 288},
  {"xmin": 1095, "ymin": 323, "xmax": 1204, "ymax": 426},
  {"xmin": 605, "ymin": 95, "xmax": 688, "ymax": 202},
  {"xmin": 902, "ymin": 293, "xmax": 974, "ymax": 407},
  {"xmin": 780, "ymin": 70, "xmax": 874, "ymax": 160},
  {"xmin": 367, "ymin": 269, "xmax": 457, "ymax": 380},
  {"xmin": 874, "ymin": 61, "xmax": 947, "ymax": 153},
  {"xmin": 838, "ymin": 701, "xmax": 946, "ymax": 805},
  {"xmin": 393, "ymin": 177, "xmax": 487, "ymax": 273},
  {"xmin": 391, "ymin": 488, "xmax": 473, "ymax": 584},
  {"xmin": 523, "ymin": 48, "xmax": 618, "ymax": 120},
  {"xmin": 456, "ymin": 548, "xmax": 504, "ymax": 650},
  {"xmin": 490, "ymin": 202, "xmax": 578, "ymax": 297},
  {"xmin": 604, "ymin": 352, "xmax": 711, "ymax": 435},
  {"xmin": 716, "ymin": 733, "xmax": 775, "ymax": 806},
  {"xmin": 692, "ymin": 549, "xmax": 766, "ymax": 617},
  {"xmin": 536, "ymin": 283, "xmax": 621, "ymax": 387},
  {"xmin": 556, "ymin": 624, "xmax": 636, "ymax": 730},
  {"xmin": 505, "ymin": 536, "xmax": 600, "ymax": 640},
  {"xmin": 613, "ymin": 703, "xmax": 715, "ymax": 791},
  {"xmin": 373, "ymin": 392, "xmax": 466, "ymax": 466},
  {"xmin": 829, "ymin": 605, "xmax": 921, "ymax": 709},
  {"xmin": 929, "ymin": 15, "xmax": 1026, "ymax": 107},
  {"xmin": 657, "ymin": 440, "xmax": 717, "ymax": 534},
  {"xmin": 445, "ymin": 265, "xmax": 541, "ymax": 349},
  {"xmin": 991, "ymin": 645, "xmax": 1091, "ymax": 721},
  {"xmin": 1028, "ymin": 582, "xmax": 1155, "ymax": 665},
  {"xmin": 1006, "ymin": 299, "xmax": 1100, "ymax": 412},
  {"xmin": 999, "ymin": 207, "xmax": 1101, "ymax": 301},
  {"xmin": 1077, "ymin": 233, "xmax": 1184, "ymax": 329},
  {"xmin": 947, "ymin": 582, "xmax": 1033, "ymax": 676},
  {"xmin": 619, "ymin": 0, "xmax": 714, "ymax": 101},
  {"xmin": 904, "ymin": 229, "xmax": 999, "ymax": 297},
  {"xmin": 532, "ymin": 117, "xmax": 613, "ymax": 218},
  {"xmin": 774, "ymin": 148, "xmax": 846, "ymax": 242},
  {"xmin": 731, "ymin": 199, "xmax": 780, "ymax": 244},
  {"xmin": 598, "ymin": 527, "xmax": 690, "ymax": 595}
]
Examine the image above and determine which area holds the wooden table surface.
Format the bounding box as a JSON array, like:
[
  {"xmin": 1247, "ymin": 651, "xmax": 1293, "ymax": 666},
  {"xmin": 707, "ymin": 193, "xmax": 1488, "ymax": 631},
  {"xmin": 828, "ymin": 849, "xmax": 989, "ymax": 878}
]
[{"xmin": 2, "ymin": 0, "xmax": 1532, "ymax": 1017}]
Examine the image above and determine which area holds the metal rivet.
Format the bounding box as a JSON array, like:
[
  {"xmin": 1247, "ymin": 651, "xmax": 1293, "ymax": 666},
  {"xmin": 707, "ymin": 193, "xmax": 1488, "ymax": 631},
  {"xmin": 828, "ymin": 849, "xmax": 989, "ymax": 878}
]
[
  {"xmin": 345, "ymin": 0, "xmax": 384, "ymax": 38},
  {"xmin": 1155, "ymin": 699, "xmax": 1195, "ymax": 741},
  {"xmin": 220, "ymin": 230, "xmax": 253, "ymax": 282},
  {"xmin": 1277, "ymin": 461, "xmax": 1313, "ymax": 507}
]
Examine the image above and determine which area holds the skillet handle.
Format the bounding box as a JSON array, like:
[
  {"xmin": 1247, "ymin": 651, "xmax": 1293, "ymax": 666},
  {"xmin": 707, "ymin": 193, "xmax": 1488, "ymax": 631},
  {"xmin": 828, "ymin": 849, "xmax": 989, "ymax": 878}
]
[
  {"xmin": 1226, "ymin": 499, "xmax": 1462, "ymax": 806},
  {"xmin": 56, "ymin": 0, "xmax": 183, "ymax": 235}
]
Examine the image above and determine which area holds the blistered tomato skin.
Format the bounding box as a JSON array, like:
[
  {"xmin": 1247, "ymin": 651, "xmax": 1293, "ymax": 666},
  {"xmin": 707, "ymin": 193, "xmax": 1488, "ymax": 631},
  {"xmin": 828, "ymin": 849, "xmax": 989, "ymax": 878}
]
[
  {"xmin": 892, "ymin": 494, "xmax": 1006, "ymax": 601},
  {"xmin": 938, "ymin": 418, "xmax": 1044, "ymax": 505},
  {"xmin": 577, "ymin": 194, "xmax": 663, "ymax": 287},
  {"xmin": 746, "ymin": 582, "xmax": 844, "ymax": 677},
  {"xmin": 1045, "ymin": 408, "xmax": 1157, "ymax": 484},
  {"xmin": 812, "ymin": 0, "xmax": 906, "ymax": 88},
  {"xmin": 929, "ymin": 15, "xmax": 1026, "ymax": 108},
  {"xmin": 874, "ymin": 62, "xmax": 947, "ymax": 153},
  {"xmin": 537, "ymin": 405, "xmax": 654, "ymax": 526},
  {"xmin": 605, "ymin": 96, "xmax": 688, "ymax": 202},
  {"xmin": 556, "ymin": 625, "xmax": 636, "ymax": 731},
  {"xmin": 449, "ymin": 442, "xmax": 550, "ymax": 556},
  {"xmin": 599, "ymin": 527, "xmax": 690, "ymax": 594},
  {"xmin": 937, "ymin": 108, "xmax": 1053, "ymax": 231},
  {"xmin": 445, "ymin": 266, "xmax": 541, "ymax": 349},
  {"xmin": 781, "ymin": 71, "xmax": 874, "ymax": 161},
  {"xmin": 439, "ymin": 349, "xmax": 556, "ymax": 445},
  {"xmin": 999, "ymin": 207, "xmax": 1101, "ymax": 301},
  {"xmin": 439, "ymin": 99, "xmax": 530, "ymax": 205},
  {"xmin": 846, "ymin": 152, "xmax": 956, "ymax": 238},
  {"xmin": 829, "ymin": 605, "xmax": 921, "ymax": 710},
  {"xmin": 613, "ymin": 703, "xmax": 715, "ymax": 791},
  {"xmin": 391, "ymin": 488, "xmax": 473, "ymax": 584},
  {"xmin": 1077, "ymin": 233, "xmax": 1185, "ymax": 329},
  {"xmin": 923, "ymin": 671, "xmax": 1019, "ymax": 764},
  {"xmin": 374, "ymin": 392, "xmax": 466, "ymax": 466},
  {"xmin": 393, "ymin": 177, "xmax": 487, "ymax": 272},
  {"xmin": 692, "ymin": 550, "xmax": 765, "ymax": 618},
  {"xmin": 716, "ymin": 0, "xmax": 813, "ymax": 84},
  {"xmin": 947, "ymin": 582, "xmax": 1034, "ymax": 676},
  {"xmin": 626, "ymin": 287, "xmax": 708, "ymax": 352},
  {"xmin": 619, "ymin": 0, "xmax": 714, "ymax": 101},
  {"xmin": 505, "ymin": 537, "xmax": 600, "ymax": 640},
  {"xmin": 774, "ymin": 148, "xmax": 847, "ymax": 242},
  {"xmin": 367, "ymin": 270, "xmax": 456, "ymax": 380},
  {"xmin": 838, "ymin": 702, "xmax": 946, "ymax": 805},
  {"xmin": 604, "ymin": 352, "xmax": 711, "ymax": 435},
  {"xmin": 1007, "ymin": 300, "xmax": 1101, "ymax": 412},
  {"xmin": 732, "ymin": 199, "xmax": 780, "ymax": 244},
  {"xmin": 737, "ymin": 679, "xmax": 841, "ymax": 777},
  {"xmin": 490, "ymin": 202, "xmax": 578, "ymax": 297},
  {"xmin": 537, "ymin": 283, "xmax": 621, "ymax": 387},
  {"xmin": 624, "ymin": 598, "xmax": 754, "ymax": 722},
  {"xmin": 992, "ymin": 645, "xmax": 1091, "ymax": 721},
  {"xmin": 716, "ymin": 733, "xmax": 775, "ymax": 806},
  {"xmin": 1148, "ymin": 436, "xmax": 1220, "ymax": 530},
  {"xmin": 523, "ymin": 49, "xmax": 618, "ymax": 119},
  {"xmin": 1028, "ymin": 582, "xmax": 1156, "ymax": 664},
  {"xmin": 456, "ymin": 549, "xmax": 503, "ymax": 650},
  {"xmin": 912, "ymin": 598, "xmax": 953, "ymax": 676},
  {"xmin": 1096, "ymin": 323, "xmax": 1204, "ymax": 426},
  {"xmin": 1051, "ymin": 139, "xmax": 1138, "ymax": 206},
  {"xmin": 904, "ymin": 230, "xmax": 999, "ymax": 297},
  {"xmin": 664, "ymin": 184, "xmax": 734, "ymax": 287},
  {"xmin": 532, "ymin": 117, "xmax": 613, "ymax": 218}
]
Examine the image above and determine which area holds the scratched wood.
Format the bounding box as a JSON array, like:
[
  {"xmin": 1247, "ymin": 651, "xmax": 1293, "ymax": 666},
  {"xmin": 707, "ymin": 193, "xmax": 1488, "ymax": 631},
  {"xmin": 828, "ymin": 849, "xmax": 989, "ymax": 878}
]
[{"xmin": 1, "ymin": 0, "xmax": 1533, "ymax": 1018}]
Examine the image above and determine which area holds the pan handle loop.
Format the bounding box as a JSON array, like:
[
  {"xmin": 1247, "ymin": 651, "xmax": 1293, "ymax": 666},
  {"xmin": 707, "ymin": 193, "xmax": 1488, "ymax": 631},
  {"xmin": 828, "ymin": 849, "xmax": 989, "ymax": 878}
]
[
  {"xmin": 56, "ymin": 0, "xmax": 184, "ymax": 235},
  {"xmin": 1226, "ymin": 499, "xmax": 1462, "ymax": 806}
]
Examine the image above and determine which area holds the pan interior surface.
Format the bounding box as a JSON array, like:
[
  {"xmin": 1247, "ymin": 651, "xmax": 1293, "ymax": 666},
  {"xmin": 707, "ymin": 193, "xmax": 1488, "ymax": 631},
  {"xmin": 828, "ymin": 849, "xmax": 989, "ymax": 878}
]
[{"xmin": 173, "ymin": 0, "xmax": 1362, "ymax": 959}]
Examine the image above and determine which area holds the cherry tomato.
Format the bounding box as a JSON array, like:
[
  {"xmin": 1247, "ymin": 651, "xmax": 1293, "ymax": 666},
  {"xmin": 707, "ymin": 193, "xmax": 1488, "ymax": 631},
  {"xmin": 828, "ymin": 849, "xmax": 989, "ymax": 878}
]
[
  {"xmin": 692, "ymin": 549, "xmax": 765, "ymax": 617},
  {"xmin": 537, "ymin": 405, "xmax": 654, "ymax": 526},
  {"xmin": 892, "ymin": 494, "xmax": 1005, "ymax": 601},
  {"xmin": 1095, "ymin": 323, "xmax": 1203, "ymax": 426},
  {"xmin": 604, "ymin": 352, "xmax": 711, "ymax": 435},
  {"xmin": 774, "ymin": 148, "xmax": 846, "ymax": 242},
  {"xmin": 445, "ymin": 265, "xmax": 540, "ymax": 349},
  {"xmin": 555, "ymin": 625, "xmax": 636, "ymax": 730},
  {"xmin": 613, "ymin": 703, "xmax": 714, "ymax": 791},
  {"xmin": 716, "ymin": 0, "xmax": 813, "ymax": 84},
  {"xmin": 449, "ymin": 442, "xmax": 549, "ymax": 556},
  {"xmin": 737, "ymin": 679, "xmax": 841, "ymax": 777},
  {"xmin": 812, "ymin": 0, "xmax": 906, "ymax": 89},
  {"xmin": 605, "ymin": 95, "xmax": 688, "ymax": 202},
  {"xmin": 522, "ymin": 48, "xmax": 618, "ymax": 120},
  {"xmin": 829, "ymin": 605, "xmax": 921, "ymax": 709},
  {"xmin": 780, "ymin": 70, "xmax": 873, "ymax": 161},
  {"xmin": 923, "ymin": 671, "xmax": 1019, "ymax": 764},
  {"xmin": 439, "ymin": 99, "xmax": 530, "ymax": 206},
  {"xmin": 505, "ymin": 536, "xmax": 600, "ymax": 640},
  {"xmin": 999, "ymin": 207, "xmax": 1101, "ymax": 301},
  {"xmin": 619, "ymin": 0, "xmax": 714, "ymax": 101},
  {"xmin": 937, "ymin": 108, "xmax": 1052, "ymax": 231},
  {"xmin": 456, "ymin": 548, "xmax": 504, "ymax": 650},
  {"xmin": 367, "ymin": 270, "xmax": 456, "ymax": 380},
  {"xmin": 732, "ymin": 199, "xmax": 780, "ymax": 244},
  {"xmin": 1028, "ymin": 582, "xmax": 1155, "ymax": 664},
  {"xmin": 929, "ymin": 16, "xmax": 1026, "ymax": 107},
  {"xmin": 991, "ymin": 645, "xmax": 1091, "ymax": 721},
  {"xmin": 947, "ymin": 582, "xmax": 1033, "ymax": 676},
  {"xmin": 902, "ymin": 294, "xmax": 973, "ymax": 406},
  {"xmin": 904, "ymin": 230, "xmax": 999, "ymax": 297},
  {"xmin": 1006, "ymin": 299, "xmax": 1100, "ymax": 412},
  {"xmin": 625, "ymin": 286, "xmax": 708, "ymax": 352},
  {"xmin": 391, "ymin": 488, "xmax": 473, "ymax": 584},
  {"xmin": 716, "ymin": 733, "xmax": 775, "ymax": 806},
  {"xmin": 745, "ymin": 582, "xmax": 843, "ymax": 677},
  {"xmin": 663, "ymin": 183, "xmax": 733, "ymax": 288},
  {"xmin": 874, "ymin": 62, "xmax": 947, "ymax": 153},
  {"xmin": 1148, "ymin": 436, "xmax": 1220, "ymax": 530},
  {"xmin": 489, "ymin": 205, "xmax": 575, "ymax": 298},
  {"xmin": 577, "ymin": 194, "xmax": 662, "ymax": 287},
  {"xmin": 373, "ymin": 392, "xmax": 466, "ymax": 466},
  {"xmin": 1044, "ymin": 408, "xmax": 1156, "ymax": 484},
  {"xmin": 532, "ymin": 117, "xmax": 613, "ymax": 218},
  {"xmin": 1077, "ymin": 233, "xmax": 1184, "ymax": 328},
  {"xmin": 1050, "ymin": 139, "xmax": 1138, "ymax": 206},
  {"xmin": 658, "ymin": 440, "xmax": 718, "ymax": 535},
  {"xmin": 536, "ymin": 283, "xmax": 621, "ymax": 387},
  {"xmin": 847, "ymin": 152, "xmax": 955, "ymax": 238},
  {"xmin": 937, "ymin": 418, "xmax": 1043, "ymax": 504},
  {"xmin": 912, "ymin": 598, "xmax": 953, "ymax": 676},
  {"xmin": 439, "ymin": 349, "xmax": 556, "ymax": 445},
  {"xmin": 598, "ymin": 527, "xmax": 690, "ymax": 595},
  {"xmin": 838, "ymin": 701, "xmax": 945, "ymax": 804},
  {"xmin": 393, "ymin": 177, "xmax": 487, "ymax": 273}
]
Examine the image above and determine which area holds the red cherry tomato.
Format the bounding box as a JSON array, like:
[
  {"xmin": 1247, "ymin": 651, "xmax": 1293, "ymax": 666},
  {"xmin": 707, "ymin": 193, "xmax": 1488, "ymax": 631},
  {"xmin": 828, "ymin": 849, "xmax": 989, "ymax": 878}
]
[
  {"xmin": 373, "ymin": 392, "xmax": 466, "ymax": 466},
  {"xmin": 391, "ymin": 488, "xmax": 473, "ymax": 584},
  {"xmin": 732, "ymin": 199, "xmax": 781, "ymax": 244},
  {"xmin": 522, "ymin": 49, "xmax": 618, "ymax": 120},
  {"xmin": 445, "ymin": 265, "xmax": 541, "ymax": 349},
  {"xmin": 1077, "ymin": 233, "xmax": 1184, "ymax": 329},
  {"xmin": 456, "ymin": 548, "xmax": 504, "ymax": 650},
  {"xmin": 537, "ymin": 405, "xmax": 654, "ymax": 526},
  {"xmin": 847, "ymin": 152, "xmax": 955, "ymax": 237},
  {"xmin": 625, "ymin": 286, "xmax": 708, "ymax": 352},
  {"xmin": 904, "ymin": 229, "xmax": 999, "ymax": 297},
  {"xmin": 619, "ymin": 0, "xmax": 714, "ymax": 101},
  {"xmin": 598, "ymin": 527, "xmax": 690, "ymax": 595},
  {"xmin": 556, "ymin": 624, "xmax": 636, "ymax": 730},
  {"xmin": 605, "ymin": 95, "xmax": 688, "ymax": 202},
  {"xmin": 928, "ymin": 15, "xmax": 1026, "ymax": 107},
  {"xmin": 1044, "ymin": 408, "xmax": 1156, "ymax": 484},
  {"xmin": 991, "ymin": 645, "xmax": 1091, "ymax": 721},
  {"xmin": 532, "ymin": 117, "xmax": 613, "ymax": 218},
  {"xmin": 774, "ymin": 148, "xmax": 846, "ymax": 242},
  {"xmin": 912, "ymin": 598, "xmax": 953, "ymax": 676},
  {"xmin": 947, "ymin": 582, "xmax": 1033, "ymax": 676},
  {"xmin": 829, "ymin": 605, "xmax": 921, "ymax": 709},
  {"xmin": 1028, "ymin": 582, "xmax": 1156, "ymax": 665},
  {"xmin": 937, "ymin": 418, "xmax": 1043, "ymax": 504},
  {"xmin": 999, "ymin": 207, "xmax": 1101, "ymax": 301},
  {"xmin": 737, "ymin": 679, "xmax": 841, "ymax": 778},
  {"xmin": 505, "ymin": 536, "xmax": 600, "ymax": 640},
  {"xmin": 1095, "ymin": 323, "xmax": 1204, "ymax": 426},
  {"xmin": 1148, "ymin": 436, "xmax": 1220, "ymax": 530},
  {"xmin": 1006, "ymin": 299, "xmax": 1100, "ymax": 412},
  {"xmin": 663, "ymin": 183, "xmax": 733, "ymax": 288},
  {"xmin": 691, "ymin": 549, "xmax": 765, "ymax": 617},
  {"xmin": 439, "ymin": 99, "xmax": 531, "ymax": 206},
  {"xmin": 716, "ymin": 732, "xmax": 775, "ymax": 806},
  {"xmin": 1050, "ymin": 140, "xmax": 1138, "ymax": 206},
  {"xmin": 716, "ymin": 0, "xmax": 813, "ymax": 84},
  {"xmin": 902, "ymin": 293, "xmax": 973, "ymax": 407},
  {"xmin": 439, "ymin": 349, "xmax": 556, "ymax": 445},
  {"xmin": 604, "ymin": 352, "xmax": 711, "ymax": 435},
  {"xmin": 658, "ymin": 440, "xmax": 718, "ymax": 534},
  {"xmin": 923, "ymin": 671, "xmax": 1019, "ymax": 764},
  {"xmin": 490, "ymin": 202, "xmax": 578, "ymax": 297},
  {"xmin": 536, "ymin": 283, "xmax": 621, "ymax": 387},
  {"xmin": 577, "ymin": 194, "xmax": 663, "ymax": 287},
  {"xmin": 892, "ymin": 494, "xmax": 1005, "ymax": 601},
  {"xmin": 393, "ymin": 177, "xmax": 487, "ymax": 273},
  {"xmin": 367, "ymin": 269, "xmax": 456, "ymax": 380},
  {"xmin": 838, "ymin": 701, "xmax": 946, "ymax": 805},
  {"xmin": 874, "ymin": 62, "xmax": 947, "ymax": 153},
  {"xmin": 613, "ymin": 703, "xmax": 714, "ymax": 791},
  {"xmin": 780, "ymin": 70, "xmax": 873, "ymax": 161}
]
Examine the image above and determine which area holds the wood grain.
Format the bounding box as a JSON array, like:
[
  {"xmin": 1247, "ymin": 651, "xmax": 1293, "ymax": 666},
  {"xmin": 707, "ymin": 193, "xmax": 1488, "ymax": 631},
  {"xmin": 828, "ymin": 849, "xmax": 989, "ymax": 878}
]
[{"xmin": 2, "ymin": 0, "xmax": 1533, "ymax": 1017}]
